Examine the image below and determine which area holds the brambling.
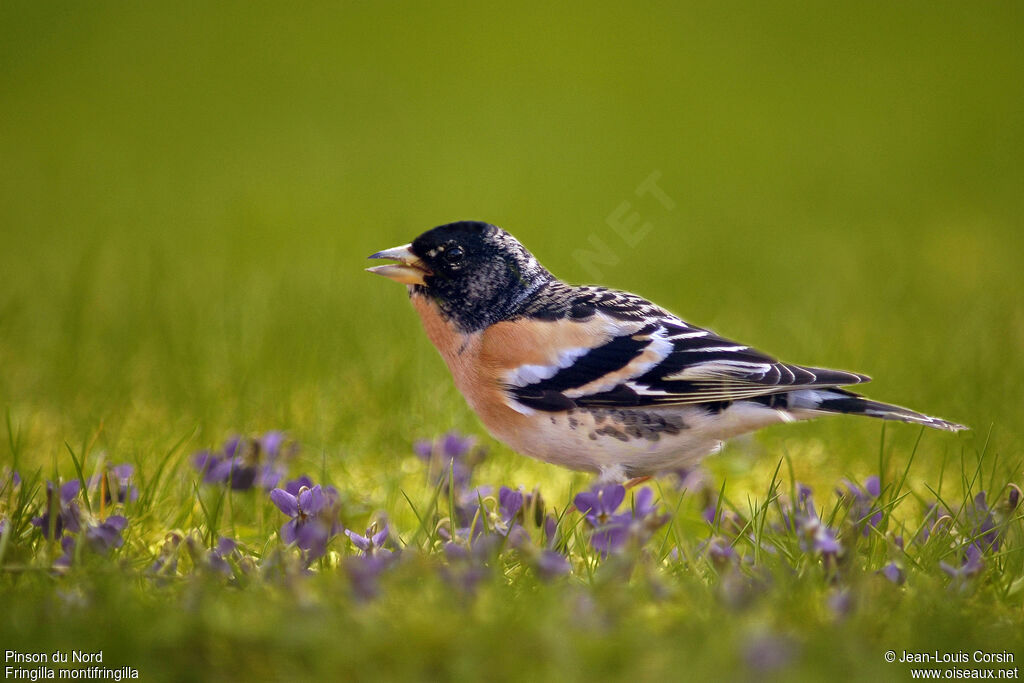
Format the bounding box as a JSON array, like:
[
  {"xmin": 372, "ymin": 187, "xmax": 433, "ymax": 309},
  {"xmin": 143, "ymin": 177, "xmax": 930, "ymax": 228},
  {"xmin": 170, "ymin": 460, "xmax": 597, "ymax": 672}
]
[{"xmin": 368, "ymin": 221, "xmax": 966, "ymax": 482}]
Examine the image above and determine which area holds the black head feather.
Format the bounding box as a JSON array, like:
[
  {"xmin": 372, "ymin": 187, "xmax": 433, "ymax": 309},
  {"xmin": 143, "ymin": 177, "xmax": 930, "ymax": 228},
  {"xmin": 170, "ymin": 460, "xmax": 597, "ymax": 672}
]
[{"xmin": 410, "ymin": 221, "xmax": 552, "ymax": 332}]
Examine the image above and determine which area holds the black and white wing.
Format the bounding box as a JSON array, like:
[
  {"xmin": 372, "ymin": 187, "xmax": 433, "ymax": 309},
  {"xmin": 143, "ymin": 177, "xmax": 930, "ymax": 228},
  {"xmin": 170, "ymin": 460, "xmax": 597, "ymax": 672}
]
[{"xmin": 506, "ymin": 284, "xmax": 869, "ymax": 413}]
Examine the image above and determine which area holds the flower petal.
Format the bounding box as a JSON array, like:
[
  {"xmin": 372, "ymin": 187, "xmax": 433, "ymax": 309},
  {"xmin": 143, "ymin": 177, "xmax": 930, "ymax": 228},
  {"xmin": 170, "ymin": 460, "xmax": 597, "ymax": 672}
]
[
  {"xmin": 223, "ymin": 436, "xmax": 242, "ymax": 459},
  {"xmin": 105, "ymin": 515, "xmax": 128, "ymax": 530},
  {"xmin": 270, "ymin": 488, "xmax": 299, "ymax": 517},
  {"xmin": 285, "ymin": 475, "xmax": 315, "ymax": 496},
  {"xmin": 260, "ymin": 431, "xmax": 286, "ymax": 458},
  {"xmin": 632, "ymin": 488, "xmax": 655, "ymax": 518},
  {"xmin": 441, "ymin": 432, "xmax": 472, "ymax": 458},
  {"xmin": 60, "ymin": 480, "xmax": 81, "ymax": 503},
  {"xmin": 280, "ymin": 520, "xmax": 298, "ymax": 544},
  {"xmin": 304, "ymin": 486, "xmax": 326, "ymax": 515},
  {"xmin": 603, "ymin": 485, "xmax": 626, "ymax": 513},
  {"xmin": 498, "ymin": 487, "xmax": 523, "ymax": 519},
  {"xmin": 536, "ymin": 550, "xmax": 570, "ymax": 580},
  {"xmin": 573, "ymin": 492, "xmax": 598, "ymax": 515},
  {"xmin": 297, "ymin": 520, "xmax": 329, "ymax": 558},
  {"xmin": 216, "ymin": 537, "xmax": 237, "ymax": 556},
  {"xmin": 345, "ymin": 529, "xmax": 371, "ymax": 551},
  {"xmin": 413, "ymin": 440, "xmax": 433, "ymax": 461}
]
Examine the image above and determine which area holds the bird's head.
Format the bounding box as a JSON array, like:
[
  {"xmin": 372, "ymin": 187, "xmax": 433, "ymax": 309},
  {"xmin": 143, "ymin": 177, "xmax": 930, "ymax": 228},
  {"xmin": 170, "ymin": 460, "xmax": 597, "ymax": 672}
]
[{"xmin": 367, "ymin": 221, "xmax": 552, "ymax": 331}]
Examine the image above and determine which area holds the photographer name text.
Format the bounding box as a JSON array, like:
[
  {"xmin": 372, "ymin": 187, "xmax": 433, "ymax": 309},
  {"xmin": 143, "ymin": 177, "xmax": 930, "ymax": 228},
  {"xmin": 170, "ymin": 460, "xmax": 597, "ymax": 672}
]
[{"xmin": 899, "ymin": 651, "xmax": 1015, "ymax": 664}]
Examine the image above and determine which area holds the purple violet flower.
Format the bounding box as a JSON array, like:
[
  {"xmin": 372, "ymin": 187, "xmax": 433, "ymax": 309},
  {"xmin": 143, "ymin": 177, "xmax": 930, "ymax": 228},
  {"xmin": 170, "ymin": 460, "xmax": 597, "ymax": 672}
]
[
  {"xmin": 488, "ymin": 486, "xmax": 526, "ymax": 537},
  {"xmin": 797, "ymin": 515, "xmax": 842, "ymax": 557},
  {"xmin": 107, "ymin": 464, "xmax": 138, "ymax": 503},
  {"xmin": 260, "ymin": 431, "xmax": 287, "ymax": 458},
  {"xmin": 498, "ymin": 487, "xmax": 524, "ymax": 520},
  {"xmin": 940, "ymin": 543, "xmax": 985, "ymax": 581},
  {"xmin": 193, "ymin": 433, "xmax": 293, "ymax": 491},
  {"xmin": 632, "ymin": 487, "xmax": 658, "ymax": 518},
  {"xmin": 345, "ymin": 522, "xmax": 392, "ymax": 556},
  {"xmin": 440, "ymin": 529, "xmax": 503, "ymax": 595},
  {"xmin": 55, "ymin": 536, "xmax": 77, "ymax": 568},
  {"xmin": 706, "ymin": 536, "xmax": 738, "ymax": 567},
  {"xmin": 54, "ymin": 515, "xmax": 128, "ymax": 567},
  {"xmin": 543, "ymin": 514, "xmax": 560, "ymax": 549},
  {"xmin": 574, "ymin": 484, "xmax": 665, "ymax": 557},
  {"xmin": 284, "ymin": 475, "xmax": 316, "ymax": 496},
  {"xmin": 414, "ymin": 431, "xmax": 484, "ymax": 494},
  {"xmin": 965, "ymin": 492, "xmax": 999, "ymax": 553},
  {"xmin": 208, "ymin": 537, "xmax": 239, "ymax": 575},
  {"xmin": 440, "ymin": 560, "xmax": 489, "ymax": 597},
  {"xmin": 880, "ymin": 561, "xmax": 905, "ymax": 585},
  {"xmin": 669, "ymin": 466, "xmax": 708, "ymax": 494},
  {"xmin": 797, "ymin": 483, "xmax": 814, "ymax": 504},
  {"xmin": 589, "ymin": 532, "xmax": 626, "ymax": 557},
  {"xmin": 31, "ymin": 481, "xmax": 82, "ymax": 539},
  {"xmin": 827, "ymin": 589, "xmax": 854, "ymax": 618},
  {"xmin": 89, "ymin": 464, "xmax": 138, "ymax": 504},
  {"xmin": 270, "ymin": 485, "xmax": 334, "ymax": 559},
  {"xmin": 440, "ymin": 485, "xmax": 495, "ymax": 542},
  {"xmin": 575, "ymin": 484, "xmax": 627, "ymax": 527},
  {"xmin": 915, "ymin": 502, "xmax": 946, "ymax": 546},
  {"xmin": 346, "ymin": 554, "xmax": 395, "ymax": 601},
  {"xmin": 839, "ymin": 476, "xmax": 883, "ymax": 536},
  {"xmin": 744, "ymin": 633, "xmax": 798, "ymax": 673},
  {"xmin": 84, "ymin": 515, "xmax": 128, "ymax": 552},
  {"xmin": 192, "ymin": 450, "xmax": 218, "ymax": 481},
  {"xmin": 448, "ymin": 486, "xmax": 526, "ymax": 542},
  {"xmin": 2, "ymin": 469, "xmax": 20, "ymax": 493},
  {"xmin": 703, "ymin": 501, "xmax": 745, "ymax": 536},
  {"xmin": 535, "ymin": 550, "xmax": 571, "ymax": 581},
  {"xmin": 149, "ymin": 532, "xmax": 183, "ymax": 577}
]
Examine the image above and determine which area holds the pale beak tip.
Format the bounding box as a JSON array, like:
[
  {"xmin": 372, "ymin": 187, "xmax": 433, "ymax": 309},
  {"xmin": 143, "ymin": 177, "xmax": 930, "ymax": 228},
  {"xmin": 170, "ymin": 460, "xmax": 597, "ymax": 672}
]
[{"xmin": 365, "ymin": 263, "xmax": 428, "ymax": 286}]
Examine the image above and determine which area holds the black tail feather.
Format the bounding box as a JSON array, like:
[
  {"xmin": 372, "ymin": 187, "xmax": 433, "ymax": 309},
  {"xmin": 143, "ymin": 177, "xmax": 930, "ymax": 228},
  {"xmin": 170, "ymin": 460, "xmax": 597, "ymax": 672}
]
[{"xmin": 814, "ymin": 391, "xmax": 967, "ymax": 432}]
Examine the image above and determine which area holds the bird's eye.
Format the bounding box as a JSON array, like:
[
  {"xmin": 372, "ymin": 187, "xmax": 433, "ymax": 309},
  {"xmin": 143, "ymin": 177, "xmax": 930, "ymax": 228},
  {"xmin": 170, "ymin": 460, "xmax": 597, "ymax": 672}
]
[{"xmin": 445, "ymin": 246, "xmax": 465, "ymax": 263}]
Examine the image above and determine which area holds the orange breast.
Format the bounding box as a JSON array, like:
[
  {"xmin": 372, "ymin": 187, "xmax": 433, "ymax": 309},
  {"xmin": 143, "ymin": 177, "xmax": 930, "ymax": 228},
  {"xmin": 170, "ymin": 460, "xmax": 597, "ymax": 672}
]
[{"xmin": 409, "ymin": 292, "xmax": 532, "ymax": 437}]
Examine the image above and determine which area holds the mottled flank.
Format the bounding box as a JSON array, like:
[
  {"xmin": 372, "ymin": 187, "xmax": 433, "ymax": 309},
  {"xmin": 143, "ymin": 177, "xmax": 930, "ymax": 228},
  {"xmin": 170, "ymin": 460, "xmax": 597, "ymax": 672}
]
[
  {"xmin": 583, "ymin": 407, "xmax": 687, "ymax": 442},
  {"xmin": 594, "ymin": 425, "xmax": 629, "ymax": 442}
]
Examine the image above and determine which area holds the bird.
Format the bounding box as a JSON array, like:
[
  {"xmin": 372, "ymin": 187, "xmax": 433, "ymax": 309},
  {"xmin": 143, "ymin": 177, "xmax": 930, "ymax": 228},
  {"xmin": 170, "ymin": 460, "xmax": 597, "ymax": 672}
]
[{"xmin": 367, "ymin": 221, "xmax": 966, "ymax": 482}]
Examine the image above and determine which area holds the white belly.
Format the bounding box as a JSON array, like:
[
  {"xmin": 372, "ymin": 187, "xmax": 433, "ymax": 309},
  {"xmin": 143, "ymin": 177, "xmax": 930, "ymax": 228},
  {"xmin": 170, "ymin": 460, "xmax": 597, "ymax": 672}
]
[{"xmin": 481, "ymin": 401, "xmax": 801, "ymax": 477}]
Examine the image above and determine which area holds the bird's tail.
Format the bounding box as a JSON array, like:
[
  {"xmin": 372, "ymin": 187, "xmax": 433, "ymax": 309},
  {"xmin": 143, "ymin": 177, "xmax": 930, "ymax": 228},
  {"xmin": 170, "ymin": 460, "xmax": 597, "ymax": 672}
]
[{"xmin": 788, "ymin": 388, "xmax": 968, "ymax": 432}]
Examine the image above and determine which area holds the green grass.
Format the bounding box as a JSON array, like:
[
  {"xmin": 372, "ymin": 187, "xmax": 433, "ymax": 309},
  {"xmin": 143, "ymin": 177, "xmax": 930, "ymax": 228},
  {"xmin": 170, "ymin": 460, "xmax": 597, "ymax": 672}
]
[{"xmin": 1, "ymin": 2, "xmax": 1023, "ymax": 681}]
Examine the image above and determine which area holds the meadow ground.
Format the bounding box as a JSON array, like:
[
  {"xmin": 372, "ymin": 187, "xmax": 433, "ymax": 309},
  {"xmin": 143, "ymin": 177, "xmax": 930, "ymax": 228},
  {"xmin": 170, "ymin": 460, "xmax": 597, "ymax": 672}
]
[{"xmin": 1, "ymin": 3, "xmax": 1022, "ymax": 681}]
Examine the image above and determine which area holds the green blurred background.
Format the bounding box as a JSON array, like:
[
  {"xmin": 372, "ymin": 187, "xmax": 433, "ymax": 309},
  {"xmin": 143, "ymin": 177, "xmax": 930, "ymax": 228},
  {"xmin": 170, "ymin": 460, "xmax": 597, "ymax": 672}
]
[{"xmin": 1, "ymin": 1, "xmax": 1022, "ymax": 492}]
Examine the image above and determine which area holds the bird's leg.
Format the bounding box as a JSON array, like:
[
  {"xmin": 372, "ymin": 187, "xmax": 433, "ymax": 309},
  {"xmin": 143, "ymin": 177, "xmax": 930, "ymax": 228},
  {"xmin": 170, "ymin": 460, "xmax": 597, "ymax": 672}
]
[
  {"xmin": 595, "ymin": 467, "xmax": 651, "ymax": 489},
  {"xmin": 624, "ymin": 475, "xmax": 652, "ymax": 490}
]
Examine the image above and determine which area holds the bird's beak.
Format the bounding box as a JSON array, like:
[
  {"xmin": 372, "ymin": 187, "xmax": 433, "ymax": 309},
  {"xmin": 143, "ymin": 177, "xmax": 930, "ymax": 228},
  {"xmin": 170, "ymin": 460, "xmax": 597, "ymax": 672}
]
[{"xmin": 365, "ymin": 243, "xmax": 432, "ymax": 286}]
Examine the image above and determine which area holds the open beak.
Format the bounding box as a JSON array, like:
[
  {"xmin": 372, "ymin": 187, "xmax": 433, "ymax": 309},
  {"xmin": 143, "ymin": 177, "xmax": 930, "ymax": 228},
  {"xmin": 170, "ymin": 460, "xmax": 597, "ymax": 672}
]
[{"xmin": 366, "ymin": 243, "xmax": 432, "ymax": 286}]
